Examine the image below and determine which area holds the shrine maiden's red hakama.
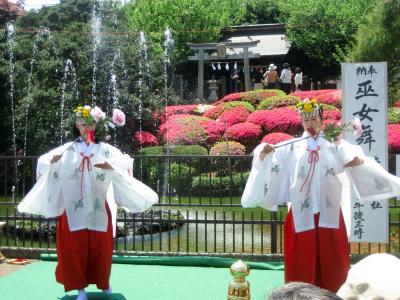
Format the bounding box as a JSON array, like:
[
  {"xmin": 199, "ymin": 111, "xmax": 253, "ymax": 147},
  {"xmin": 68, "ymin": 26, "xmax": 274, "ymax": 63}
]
[
  {"xmin": 55, "ymin": 204, "xmax": 114, "ymax": 292},
  {"xmin": 284, "ymin": 209, "xmax": 349, "ymax": 292}
]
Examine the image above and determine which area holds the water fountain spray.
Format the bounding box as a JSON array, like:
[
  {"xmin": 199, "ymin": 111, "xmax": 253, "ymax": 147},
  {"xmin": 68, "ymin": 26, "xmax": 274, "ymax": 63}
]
[{"xmin": 6, "ymin": 22, "xmax": 16, "ymax": 157}]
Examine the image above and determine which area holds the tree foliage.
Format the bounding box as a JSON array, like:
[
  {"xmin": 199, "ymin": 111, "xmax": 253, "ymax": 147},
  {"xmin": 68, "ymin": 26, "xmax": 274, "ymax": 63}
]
[
  {"xmin": 240, "ymin": 0, "xmax": 281, "ymax": 24},
  {"xmin": 277, "ymin": 0, "xmax": 374, "ymax": 79},
  {"xmin": 0, "ymin": 0, "xmax": 170, "ymax": 155},
  {"xmin": 348, "ymin": 0, "xmax": 400, "ymax": 104},
  {"xmin": 123, "ymin": 0, "xmax": 245, "ymax": 65}
]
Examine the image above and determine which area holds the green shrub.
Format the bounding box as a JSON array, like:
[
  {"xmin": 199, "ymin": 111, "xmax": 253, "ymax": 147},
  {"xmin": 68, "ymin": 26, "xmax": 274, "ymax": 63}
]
[
  {"xmin": 241, "ymin": 89, "xmax": 286, "ymax": 105},
  {"xmin": 388, "ymin": 107, "xmax": 400, "ymax": 124},
  {"xmin": 138, "ymin": 146, "xmax": 164, "ymax": 156},
  {"xmin": 167, "ymin": 145, "xmax": 208, "ymax": 156},
  {"xmin": 149, "ymin": 163, "xmax": 192, "ymax": 194},
  {"xmin": 191, "ymin": 172, "xmax": 250, "ymax": 197},
  {"xmin": 223, "ymin": 101, "xmax": 255, "ymax": 112},
  {"xmin": 257, "ymin": 95, "xmax": 301, "ymax": 110}
]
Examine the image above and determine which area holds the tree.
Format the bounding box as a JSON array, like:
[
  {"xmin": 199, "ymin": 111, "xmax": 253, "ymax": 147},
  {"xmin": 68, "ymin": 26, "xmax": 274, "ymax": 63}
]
[
  {"xmin": 123, "ymin": 0, "xmax": 245, "ymax": 65},
  {"xmin": 0, "ymin": 0, "xmax": 170, "ymax": 155},
  {"xmin": 240, "ymin": 0, "xmax": 281, "ymax": 24},
  {"xmin": 277, "ymin": 0, "xmax": 374, "ymax": 80},
  {"xmin": 348, "ymin": 0, "xmax": 400, "ymax": 104}
]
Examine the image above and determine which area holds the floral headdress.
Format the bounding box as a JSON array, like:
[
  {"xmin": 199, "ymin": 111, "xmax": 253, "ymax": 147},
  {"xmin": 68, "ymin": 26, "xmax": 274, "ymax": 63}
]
[
  {"xmin": 296, "ymin": 98, "xmax": 321, "ymax": 119},
  {"xmin": 73, "ymin": 105, "xmax": 126, "ymax": 142},
  {"xmin": 74, "ymin": 105, "xmax": 126, "ymax": 127}
]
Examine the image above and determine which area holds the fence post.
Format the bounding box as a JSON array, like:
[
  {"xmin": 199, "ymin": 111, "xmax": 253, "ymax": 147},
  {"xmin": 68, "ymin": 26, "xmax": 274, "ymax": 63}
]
[{"xmin": 271, "ymin": 212, "xmax": 277, "ymax": 254}]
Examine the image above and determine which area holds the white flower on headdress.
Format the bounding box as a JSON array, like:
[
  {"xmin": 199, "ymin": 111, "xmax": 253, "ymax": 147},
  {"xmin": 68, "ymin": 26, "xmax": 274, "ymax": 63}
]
[
  {"xmin": 112, "ymin": 109, "xmax": 126, "ymax": 126},
  {"xmin": 90, "ymin": 106, "xmax": 106, "ymax": 123}
]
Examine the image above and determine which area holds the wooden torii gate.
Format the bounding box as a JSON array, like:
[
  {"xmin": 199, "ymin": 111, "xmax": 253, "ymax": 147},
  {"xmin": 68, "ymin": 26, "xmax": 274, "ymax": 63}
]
[{"xmin": 188, "ymin": 41, "xmax": 260, "ymax": 100}]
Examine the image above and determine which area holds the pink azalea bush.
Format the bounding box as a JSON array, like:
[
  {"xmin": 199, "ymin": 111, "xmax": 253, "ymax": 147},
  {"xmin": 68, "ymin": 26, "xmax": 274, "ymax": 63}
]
[
  {"xmin": 217, "ymin": 107, "xmax": 250, "ymax": 126},
  {"xmin": 388, "ymin": 124, "xmax": 400, "ymax": 153},
  {"xmin": 209, "ymin": 141, "xmax": 246, "ymax": 156},
  {"xmin": 322, "ymin": 110, "xmax": 342, "ymax": 121},
  {"xmin": 394, "ymin": 100, "xmax": 400, "ymax": 108},
  {"xmin": 247, "ymin": 107, "xmax": 302, "ymax": 135},
  {"xmin": 153, "ymin": 105, "xmax": 199, "ymax": 124},
  {"xmin": 262, "ymin": 132, "xmax": 294, "ymax": 145},
  {"xmin": 203, "ymin": 120, "xmax": 226, "ymax": 144},
  {"xmin": 315, "ymin": 90, "xmax": 342, "ymax": 108},
  {"xmin": 224, "ymin": 122, "xmax": 261, "ymax": 145},
  {"xmin": 215, "ymin": 92, "xmax": 244, "ymax": 104},
  {"xmin": 203, "ymin": 101, "xmax": 254, "ymax": 119},
  {"xmin": 159, "ymin": 115, "xmax": 224, "ymax": 146},
  {"xmin": 133, "ymin": 131, "xmax": 158, "ymax": 147},
  {"xmin": 203, "ymin": 105, "xmax": 225, "ymax": 119},
  {"xmin": 290, "ymin": 89, "xmax": 337, "ymax": 100}
]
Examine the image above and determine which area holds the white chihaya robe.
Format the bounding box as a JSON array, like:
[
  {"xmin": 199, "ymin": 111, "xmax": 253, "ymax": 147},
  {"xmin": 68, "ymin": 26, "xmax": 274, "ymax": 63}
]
[
  {"xmin": 18, "ymin": 140, "xmax": 158, "ymax": 233},
  {"xmin": 242, "ymin": 132, "xmax": 400, "ymax": 233}
]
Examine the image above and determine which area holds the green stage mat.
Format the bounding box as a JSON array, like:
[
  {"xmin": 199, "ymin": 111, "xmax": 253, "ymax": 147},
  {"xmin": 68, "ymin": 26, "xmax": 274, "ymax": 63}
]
[{"xmin": 0, "ymin": 256, "xmax": 284, "ymax": 300}]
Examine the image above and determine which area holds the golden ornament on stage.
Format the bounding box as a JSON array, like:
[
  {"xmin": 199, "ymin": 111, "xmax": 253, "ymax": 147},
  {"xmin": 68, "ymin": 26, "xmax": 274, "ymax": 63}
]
[{"xmin": 227, "ymin": 260, "xmax": 250, "ymax": 300}]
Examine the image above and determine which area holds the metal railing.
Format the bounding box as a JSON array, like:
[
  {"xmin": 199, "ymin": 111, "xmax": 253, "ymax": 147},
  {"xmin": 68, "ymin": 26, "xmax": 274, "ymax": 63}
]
[{"xmin": 0, "ymin": 155, "xmax": 399, "ymax": 257}]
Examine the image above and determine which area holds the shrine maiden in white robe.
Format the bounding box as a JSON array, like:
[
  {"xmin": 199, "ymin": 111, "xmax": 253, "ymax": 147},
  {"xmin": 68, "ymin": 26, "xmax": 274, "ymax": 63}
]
[
  {"xmin": 18, "ymin": 140, "xmax": 158, "ymax": 233},
  {"xmin": 242, "ymin": 131, "xmax": 400, "ymax": 233}
]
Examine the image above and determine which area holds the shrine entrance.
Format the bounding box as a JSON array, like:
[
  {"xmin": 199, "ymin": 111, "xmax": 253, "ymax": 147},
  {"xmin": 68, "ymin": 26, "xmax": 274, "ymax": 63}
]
[{"xmin": 188, "ymin": 41, "xmax": 260, "ymax": 100}]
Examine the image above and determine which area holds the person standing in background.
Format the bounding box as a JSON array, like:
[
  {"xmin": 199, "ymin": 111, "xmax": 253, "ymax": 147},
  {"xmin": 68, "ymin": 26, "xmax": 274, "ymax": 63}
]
[
  {"xmin": 295, "ymin": 67, "xmax": 303, "ymax": 91},
  {"xmin": 279, "ymin": 63, "xmax": 292, "ymax": 94},
  {"xmin": 263, "ymin": 64, "xmax": 278, "ymax": 89}
]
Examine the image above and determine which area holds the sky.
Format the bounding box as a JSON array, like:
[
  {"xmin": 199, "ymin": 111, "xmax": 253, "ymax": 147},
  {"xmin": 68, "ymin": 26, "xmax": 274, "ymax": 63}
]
[
  {"xmin": 10, "ymin": 0, "xmax": 127, "ymax": 10},
  {"xmin": 10, "ymin": 0, "xmax": 59, "ymax": 10}
]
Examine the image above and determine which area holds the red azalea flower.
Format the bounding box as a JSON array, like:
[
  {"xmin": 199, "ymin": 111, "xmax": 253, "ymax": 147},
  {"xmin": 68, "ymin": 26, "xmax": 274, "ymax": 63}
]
[
  {"xmin": 388, "ymin": 124, "xmax": 400, "ymax": 154},
  {"xmin": 214, "ymin": 92, "xmax": 244, "ymax": 105},
  {"xmin": 315, "ymin": 90, "xmax": 342, "ymax": 108},
  {"xmin": 290, "ymin": 89, "xmax": 337, "ymax": 100},
  {"xmin": 247, "ymin": 107, "xmax": 302, "ymax": 135},
  {"xmin": 322, "ymin": 110, "xmax": 342, "ymax": 121},
  {"xmin": 217, "ymin": 107, "xmax": 250, "ymax": 126},
  {"xmin": 160, "ymin": 115, "xmax": 224, "ymax": 146},
  {"xmin": 153, "ymin": 105, "xmax": 198, "ymax": 125},
  {"xmin": 224, "ymin": 122, "xmax": 261, "ymax": 143},
  {"xmin": 262, "ymin": 132, "xmax": 294, "ymax": 144},
  {"xmin": 203, "ymin": 105, "xmax": 224, "ymax": 119},
  {"xmin": 394, "ymin": 100, "xmax": 400, "ymax": 108},
  {"xmin": 133, "ymin": 131, "xmax": 158, "ymax": 147}
]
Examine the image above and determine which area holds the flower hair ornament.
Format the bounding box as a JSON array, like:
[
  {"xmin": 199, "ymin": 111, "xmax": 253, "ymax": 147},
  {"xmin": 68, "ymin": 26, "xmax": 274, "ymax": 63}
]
[
  {"xmin": 296, "ymin": 98, "xmax": 322, "ymax": 119},
  {"xmin": 74, "ymin": 105, "xmax": 125, "ymax": 143},
  {"xmin": 74, "ymin": 105, "xmax": 125, "ymax": 127}
]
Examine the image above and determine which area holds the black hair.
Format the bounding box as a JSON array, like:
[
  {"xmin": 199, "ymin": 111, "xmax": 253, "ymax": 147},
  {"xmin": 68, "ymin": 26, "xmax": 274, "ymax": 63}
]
[{"xmin": 267, "ymin": 282, "xmax": 343, "ymax": 300}]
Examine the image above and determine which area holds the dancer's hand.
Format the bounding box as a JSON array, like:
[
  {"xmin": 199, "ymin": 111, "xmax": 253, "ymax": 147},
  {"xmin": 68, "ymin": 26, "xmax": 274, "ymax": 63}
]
[
  {"xmin": 260, "ymin": 144, "xmax": 275, "ymax": 161},
  {"xmin": 344, "ymin": 157, "xmax": 363, "ymax": 168},
  {"xmin": 94, "ymin": 162, "xmax": 114, "ymax": 170},
  {"xmin": 50, "ymin": 155, "xmax": 62, "ymax": 164}
]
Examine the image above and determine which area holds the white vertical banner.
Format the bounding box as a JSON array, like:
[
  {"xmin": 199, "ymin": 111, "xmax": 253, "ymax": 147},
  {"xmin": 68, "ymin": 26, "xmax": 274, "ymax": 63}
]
[{"xmin": 342, "ymin": 62, "xmax": 389, "ymax": 243}]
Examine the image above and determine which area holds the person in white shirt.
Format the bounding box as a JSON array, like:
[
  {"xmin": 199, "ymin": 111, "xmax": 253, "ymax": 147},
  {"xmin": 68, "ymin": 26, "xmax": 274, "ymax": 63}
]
[
  {"xmin": 18, "ymin": 105, "xmax": 158, "ymax": 300},
  {"xmin": 294, "ymin": 67, "xmax": 303, "ymax": 91},
  {"xmin": 279, "ymin": 62, "xmax": 292, "ymax": 94}
]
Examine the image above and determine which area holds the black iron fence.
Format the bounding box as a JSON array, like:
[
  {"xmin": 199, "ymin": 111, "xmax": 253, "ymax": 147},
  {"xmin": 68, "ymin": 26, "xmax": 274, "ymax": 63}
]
[{"xmin": 0, "ymin": 155, "xmax": 399, "ymax": 256}]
